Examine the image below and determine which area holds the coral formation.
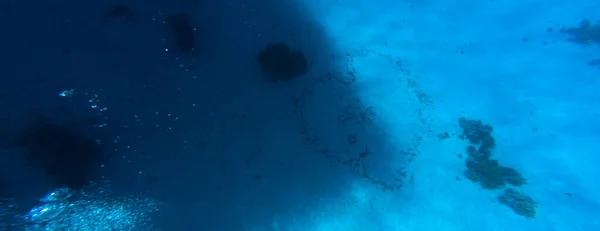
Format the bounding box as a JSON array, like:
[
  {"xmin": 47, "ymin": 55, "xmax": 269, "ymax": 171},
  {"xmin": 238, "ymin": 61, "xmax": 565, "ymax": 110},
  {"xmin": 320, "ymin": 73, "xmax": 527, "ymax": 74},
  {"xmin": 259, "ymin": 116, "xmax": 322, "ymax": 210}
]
[
  {"xmin": 458, "ymin": 118, "xmax": 495, "ymax": 150},
  {"xmin": 561, "ymin": 19, "xmax": 600, "ymax": 46},
  {"xmin": 458, "ymin": 118, "xmax": 536, "ymax": 218},
  {"xmin": 498, "ymin": 188, "xmax": 537, "ymax": 219},
  {"xmin": 458, "ymin": 118, "xmax": 526, "ymax": 189},
  {"xmin": 256, "ymin": 43, "xmax": 308, "ymax": 82},
  {"xmin": 464, "ymin": 152, "xmax": 526, "ymax": 189}
]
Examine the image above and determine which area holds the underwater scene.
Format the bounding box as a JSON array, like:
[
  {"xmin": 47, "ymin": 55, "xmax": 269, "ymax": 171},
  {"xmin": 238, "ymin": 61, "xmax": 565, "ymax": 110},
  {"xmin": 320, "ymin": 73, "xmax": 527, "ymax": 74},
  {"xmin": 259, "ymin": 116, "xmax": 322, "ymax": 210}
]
[{"xmin": 0, "ymin": 0, "xmax": 598, "ymax": 230}]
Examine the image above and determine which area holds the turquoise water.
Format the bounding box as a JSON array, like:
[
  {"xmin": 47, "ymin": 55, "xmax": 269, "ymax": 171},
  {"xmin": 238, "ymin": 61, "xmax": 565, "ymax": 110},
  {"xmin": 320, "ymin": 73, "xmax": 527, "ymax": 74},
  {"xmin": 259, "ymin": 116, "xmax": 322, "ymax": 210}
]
[{"xmin": 295, "ymin": 1, "xmax": 598, "ymax": 230}]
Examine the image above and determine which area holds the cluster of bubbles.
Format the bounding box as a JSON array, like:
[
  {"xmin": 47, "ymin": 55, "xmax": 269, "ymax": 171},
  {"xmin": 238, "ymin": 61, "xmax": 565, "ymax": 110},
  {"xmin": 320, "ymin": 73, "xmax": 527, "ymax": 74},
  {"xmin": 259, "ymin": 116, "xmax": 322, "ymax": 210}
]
[
  {"xmin": 59, "ymin": 89, "xmax": 109, "ymax": 128},
  {"xmin": 2, "ymin": 184, "xmax": 161, "ymax": 230}
]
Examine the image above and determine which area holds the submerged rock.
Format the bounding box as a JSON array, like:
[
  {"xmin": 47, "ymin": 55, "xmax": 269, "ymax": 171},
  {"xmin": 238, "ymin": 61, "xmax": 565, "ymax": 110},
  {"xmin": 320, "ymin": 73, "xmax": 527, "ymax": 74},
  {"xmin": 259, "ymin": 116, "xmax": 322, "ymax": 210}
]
[
  {"xmin": 256, "ymin": 43, "xmax": 308, "ymax": 82},
  {"xmin": 165, "ymin": 13, "xmax": 196, "ymax": 53}
]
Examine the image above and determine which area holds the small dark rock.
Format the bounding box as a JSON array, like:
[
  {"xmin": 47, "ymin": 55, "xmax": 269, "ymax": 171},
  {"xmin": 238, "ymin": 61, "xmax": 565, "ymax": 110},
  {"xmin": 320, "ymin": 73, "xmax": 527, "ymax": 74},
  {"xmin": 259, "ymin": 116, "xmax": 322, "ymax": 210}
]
[
  {"xmin": 256, "ymin": 43, "xmax": 308, "ymax": 82},
  {"xmin": 359, "ymin": 151, "xmax": 368, "ymax": 158},
  {"xmin": 165, "ymin": 13, "xmax": 196, "ymax": 53},
  {"xmin": 437, "ymin": 132, "xmax": 450, "ymax": 140},
  {"xmin": 348, "ymin": 133, "xmax": 358, "ymax": 144}
]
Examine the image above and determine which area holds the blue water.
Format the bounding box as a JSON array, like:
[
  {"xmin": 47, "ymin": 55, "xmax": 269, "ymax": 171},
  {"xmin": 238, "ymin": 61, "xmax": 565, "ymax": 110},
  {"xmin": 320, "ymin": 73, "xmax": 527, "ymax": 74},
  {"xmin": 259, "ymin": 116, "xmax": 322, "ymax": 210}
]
[{"xmin": 0, "ymin": 0, "xmax": 599, "ymax": 230}]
